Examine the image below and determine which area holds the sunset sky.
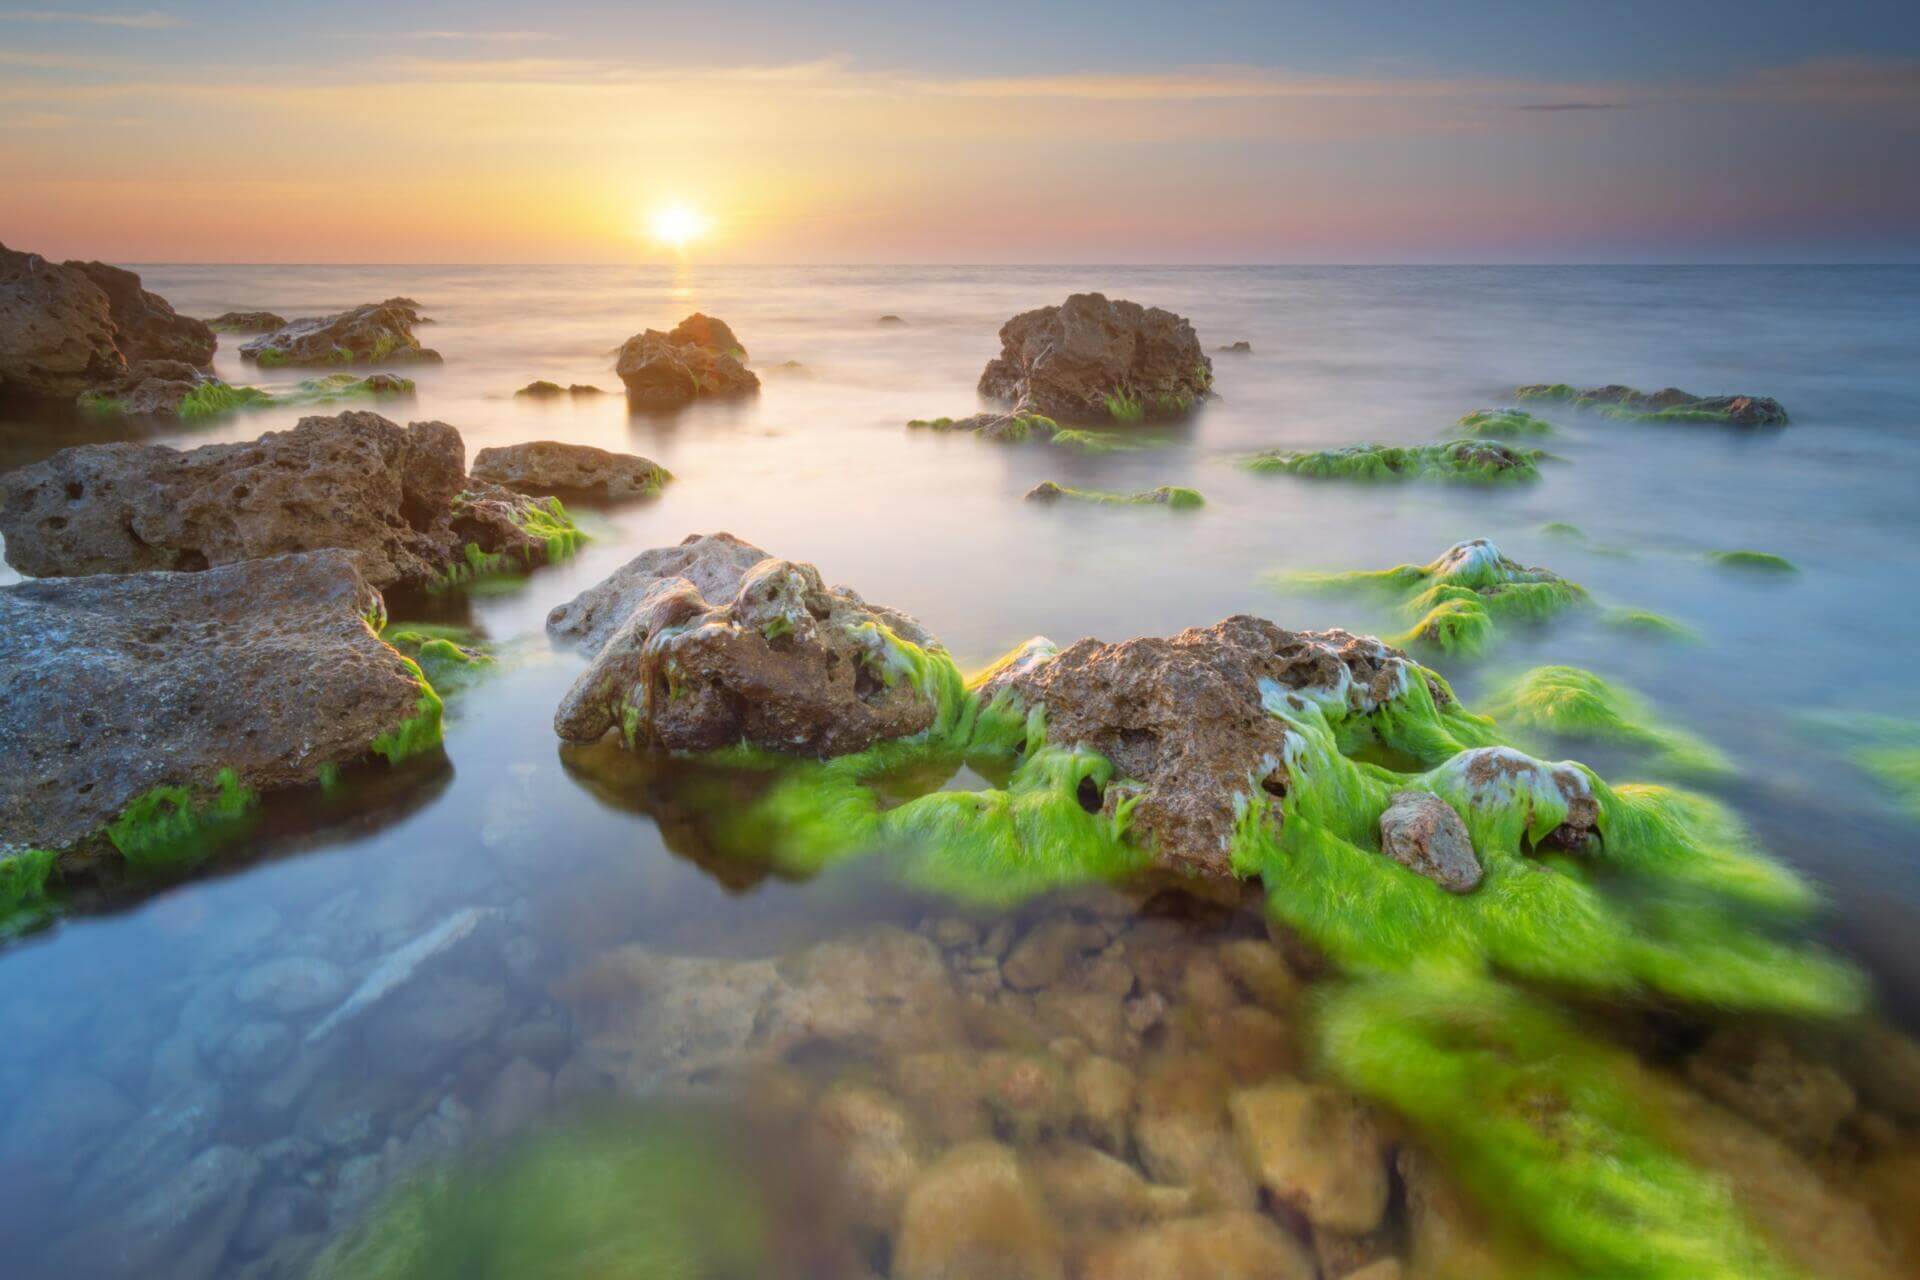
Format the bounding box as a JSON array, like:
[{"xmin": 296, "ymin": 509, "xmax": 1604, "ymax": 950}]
[{"xmin": 2, "ymin": 0, "xmax": 1917, "ymax": 264}]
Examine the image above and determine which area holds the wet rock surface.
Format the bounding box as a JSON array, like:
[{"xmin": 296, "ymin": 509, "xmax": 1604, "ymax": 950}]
[
  {"xmin": 0, "ymin": 411, "xmax": 564, "ymax": 588},
  {"xmin": 0, "ymin": 550, "xmax": 430, "ymax": 858},
  {"xmin": 978, "ymin": 292, "xmax": 1212, "ymax": 422},
  {"xmin": 240, "ymin": 298, "xmax": 440, "ymax": 367},
  {"xmin": 550, "ymin": 533, "xmax": 946, "ymax": 756},
  {"xmin": 975, "ymin": 616, "xmax": 1430, "ymax": 877},
  {"xmin": 471, "ymin": 440, "xmax": 670, "ymax": 500},
  {"xmin": 1516, "ymin": 382, "xmax": 1789, "ymax": 426},
  {"xmin": 206, "ymin": 310, "xmax": 287, "ymax": 334},
  {"xmin": 1377, "ymin": 791, "xmax": 1483, "ymax": 892},
  {"xmin": 69, "ymin": 259, "xmax": 216, "ymax": 368},
  {"xmin": 615, "ymin": 314, "xmax": 759, "ymax": 408}
]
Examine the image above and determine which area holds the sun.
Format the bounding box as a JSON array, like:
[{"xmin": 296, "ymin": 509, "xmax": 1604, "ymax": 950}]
[{"xmin": 649, "ymin": 204, "xmax": 709, "ymax": 250}]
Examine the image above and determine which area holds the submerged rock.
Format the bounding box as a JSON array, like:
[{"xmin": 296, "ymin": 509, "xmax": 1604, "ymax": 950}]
[
  {"xmin": 240, "ymin": 298, "xmax": 440, "ymax": 367},
  {"xmin": 0, "ymin": 243, "xmax": 212, "ymax": 406},
  {"xmin": 76, "ymin": 359, "xmax": 264, "ymax": 420},
  {"xmin": 974, "ymin": 616, "xmax": 1430, "ymax": 878},
  {"xmin": 1230, "ymin": 1082, "xmax": 1391, "ymax": 1233},
  {"xmin": 1217, "ymin": 340, "xmax": 1254, "ymax": 354},
  {"xmin": 205, "ymin": 310, "xmax": 286, "ymax": 333},
  {"xmin": 550, "ymin": 533, "xmax": 949, "ymax": 757},
  {"xmin": 615, "ymin": 314, "xmax": 758, "ymax": 408},
  {"xmin": 1378, "ymin": 791, "xmax": 1482, "ymax": 893},
  {"xmin": 979, "ymin": 292, "xmax": 1212, "ymax": 422},
  {"xmin": 0, "ymin": 550, "xmax": 435, "ymax": 863},
  {"xmin": 0, "ymin": 411, "xmax": 576, "ymax": 589},
  {"xmin": 1516, "ymin": 382, "xmax": 1789, "ymax": 427},
  {"xmin": 1082, "ymin": 1211, "xmax": 1316, "ymax": 1280},
  {"xmin": 1245, "ymin": 439, "xmax": 1543, "ymax": 484},
  {"xmin": 893, "ymin": 1142, "xmax": 1063, "ymax": 1280},
  {"xmin": 471, "ymin": 441, "xmax": 671, "ymax": 501},
  {"xmin": 1024, "ymin": 481, "xmax": 1203, "ymax": 508}
]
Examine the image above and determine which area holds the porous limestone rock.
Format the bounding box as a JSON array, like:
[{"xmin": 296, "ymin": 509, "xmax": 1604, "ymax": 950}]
[
  {"xmin": 1378, "ymin": 791, "xmax": 1483, "ymax": 893},
  {"xmin": 240, "ymin": 298, "xmax": 440, "ymax": 366},
  {"xmin": 471, "ymin": 440, "xmax": 670, "ymax": 501},
  {"xmin": 978, "ymin": 292, "xmax": 1211, "ymax": 422}
]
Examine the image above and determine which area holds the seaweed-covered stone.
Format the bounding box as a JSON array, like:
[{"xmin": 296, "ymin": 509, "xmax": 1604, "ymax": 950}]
[
  {"xmin": 1245, "ymin": 440, "xmax": 1542, "ymax": 484},
  {"xmin": 77, "ymin": 359, "xmax": 255, "ymax": 419},
  {"xmin": 0, "ymin": 411, "xmax": 566, "ymax": 589},
  {"xmin": 1024, "ymin": 481, "xmax": 1203, "ymax": 508},
  {"xmin": 206, "ymin": 310, "xmax": 285, "ymax": 333},
  {"xmin": 615, "ymin": 326, "xmax": 759, "ymax": 409},
  {"xmin": 240, "ymin": 298, "xmax": 441, "ymax": 367},
  {"xmin": 973, "ymin": 616, "xmax": 1431, "ymax": 878},
  {"xmin": 1378, "ymin": 791, "xmax": 1482, "ymax": 893},
  {"xmin": 1432, "ymin": 747, "xmax": 1599, "ymax": 852},
  {"xmin": 472, "ymin": 441, "xmax": 671, "ymax": 501},
  {"xmin": 1516, "ymin": 382, "xmax": 1789, "ymax": 427},
  {"xmin": 550, "ymin": 533, "xmax": 947, "ymax": 756},
  {"xmin": 0, "ymin": 550, "xmax": 433, "ymax": 864},
  {"xmin": 67, "ymin": 259, "xmax": 215, "ymax": 368},
  {"xmin": 978, "ymin": 292, "xmax": 1212, "ymax": 422}
]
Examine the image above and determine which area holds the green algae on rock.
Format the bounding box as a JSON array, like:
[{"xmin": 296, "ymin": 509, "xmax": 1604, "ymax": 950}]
[
  {"xmin": 1708, "ymin": 549, "xmax": 1798, "ymax": 573},
  {"xmin": 1516, "ymin": 382, "xmax": 1790, "ymax": 427},
  {"xmin": 1243, "ymin": 440, "xmax": 1543, "ymax": 484},
  {"xmin": 1024, "ymin": 481, "xmax": 1203, "ymax": 509},
  {"xmin": 1483, "ymin": 664, "xmax": 1734, "ymax": 778},
  {"xmin": 106, "ymin": 768, "xmax": 257, "ymax": 871},
  {"xmin": 1598, "ymin": 606, "xmax": 1699, "ymax": 642},
  {"xmin": 0, "ymin": 848, "xmax": 59, "ymax": 935},
  {"xmin": 1276, "ymin": 539, "xmax": 1588, "ymax": 656},
  {"xmin": 1457, "ymin": 408, "xmax": 1557, "ymax": 438}
]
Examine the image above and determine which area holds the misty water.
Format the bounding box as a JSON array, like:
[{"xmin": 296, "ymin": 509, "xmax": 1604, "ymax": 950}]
[{"xmin": 3, "ymin": 264, "xmax": 1919, "ymax": 1278}]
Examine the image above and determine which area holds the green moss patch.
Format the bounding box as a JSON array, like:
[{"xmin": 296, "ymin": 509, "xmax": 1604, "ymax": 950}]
[
  {"xmin": 369, "ymin": 653, "xmax": 446, "ymax": 766},
  {"xmin": 1484, "ymin": 665, "xmax": 1733, "ymax": 778},
  {"xmin": 106, "ymin": 767, "xmax": 258, "ymax": 871},
  {"xmin": 1707, "ymin": 549, "xmax": 1797, "ymax": 573},
  {"xmin": 1243, "ymin": 440, "xmax": 1543, "ymax": 484},
  {"xmin": 1026, "ymin": 481, "xmax": 1203, "ymax": 509},
  {"xmin": 0, "ymin": 849, "xmax": 59, "ymax": 935},
  {"xmin": 1458, "ymin": 408, "xmax": 1557, "ymax": 438}
]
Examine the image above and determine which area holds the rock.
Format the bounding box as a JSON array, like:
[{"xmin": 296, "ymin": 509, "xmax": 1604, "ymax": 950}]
[
  {"xmin": 1217, "ymin": 340, "xmax": 1253, "ymax": 354},
  {"xmin": 1028, "ymin": 1141, "xmax": 1191, "ymax": 1225},
  {"xmin": 79, "ymin": 358, "xmax": 237, "ymax": 418},
  {"xmin": 569, "ymin": 383, "xmax": 604, "ymax": 395},
  {"xmin": 306, "ymin": 907, "xmax": 497, "ymax": 1045},
  {"xmin": 1341, "ymin": 1261, "xmax": 1404, "ymax": 1280},
  {"xmin": 0, "ymin": 1071, "xmax": 133, "ymax": 1189},
  {"xmin": 515, "ymin": 379, "xmax": 565, "ymax": 397},
  {"xmin": 0, "ymin": 411, "xmax": 566, "ymax": 589},
  {"xmin": 56, "ymin": 1144, "xmax": 260, "ymax": 1280},
  {"xmin": 0, "ymin": 241, "xmax": 126, "ymax": 399},
  {"xmin": 360, "ymin": 975, "xmax": 508, "ymax": 1068},
  {"xmin": 471, "ymin": 441, "xmax": 671, "ymax": 501},
  {"xmin": 1516, "ymin": 382, "xmax": 1789, "ymax": 426},
  {"xmin": 240, "ymin": 298, "xmax": 440, "ymax": 367},
  {"xmin": 68, "ymin": 259, "xmax": 215, "ymax": 367},
  {"xmin": 481, "ymin": 1056, "xmax": 553, "ymax": 1140},
  {"xmin": 549, "ymin": 533, "xmax": 947, "ymax": 757},
  {"xmin": 811, "ymin": 1082, "xmax": 921, "ymax": 1231},
  {"xmin": 1230, "ymin": 1082, "xmax": 1390, "ymax": 1233},
  {"xmin": 1377, "ymin": 791, "xmax": 1482, "ymax": 893},
  {"xmin": 1429, "ymin": 746, "xmax": 1599, "ymax": 853},
  {"xmin": 1685, "ymin": 1027, "xmax": 1856, "ymax": 1152},
  {"xmin": 74, "ymin": 1083, "xmax": 224, "ymax": 1206},
  {"xmin": 1216, "ymin": 938, "xmax": 1301, "ymax": 1008},
  {"xmin": 1069, "ymin": 1055, "xmax": 1135, "ymax": 1151},
  {"xmin": 235, "ymin": 956, "xmax": 351, "ymax": 1016},
  {"xmin": 1082, "ymin": 1211, "xmax": 1316, "ymax": 1280},
  {"xmin": 1002, "ymin": 919, "xmax": 1108, "ymax": 990},
  {"xmin": 1023, "ymin": 481, "xmax": 1203, "ymax": 508},
  {"xmin": 615, "ymin": 317, "xmax": 759, "ymax": 408},
  {"xmin": 877, "ymin": 314, "xmax": 905, "ymax": 325},
  {"xmin": 206, "ymin": 310, "xmax": 286, "ymax": 334},
  {"xmin": 214, "ymin": 1021, "xmax": 295, "ymax": 1081},
  {"xmin": 974, "ymin": 616, "xmax": 1431, "ymax": 878},
  {"xmin": 233, "ymin": 1184, "xmax": 328, "ymax": 1259},
  {"xmin": 1132, "ymin": 1052, "xmax": 1257, "ymax": 1207},
  {"xmin": 0, "ymin": 551, "xmax": 436, "ymax": 859},
  {"xmin": 978, "ymin": 292, "xmax": 1211, "ymax": 422},
  {"xmin": 977, "ymin": 1051, "xmax": 1072, "ymax": 1142},
  {"xmin": 893, "ymin": 1141, "xmax": 1063, "ymax": 1280}
]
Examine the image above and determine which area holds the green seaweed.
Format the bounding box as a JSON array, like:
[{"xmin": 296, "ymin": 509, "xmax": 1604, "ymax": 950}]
[
  {"xmin": 370, "ymin": 654, "xmax": 446, "ymax": 766},
  {"xmin": 254, "ymin": 346, "xmax": 290, "ymax": 368},
  {"xmin": 1483, "ymin": 665, "xmax": 1734, "ymax": 779},
  {"xmin": 1048, "ymin": 427, "xmax": 1169, "ymax": 454},
  {"xmin": 1103, "ymin": 387, "xmax": 1146, "ymax": 423},
  {"xmin": 176, "ymin": 382, "xmax": 275, "ymax": 420},
  {"xmin": 106, "ymin": 768, "xmax": 257, "ymax": 871},
  {"xmin": 386, "ymin": 629, "xmax": 493, "ymax": 688},
  {"xmin": 513, "ymin": 495, "xmax": 586, "ymax": 563},
  {"xmin": 1599, "ymin": 607, "xmax": 1698, "ymax": 642},
  {"xmin": 1027, "ymin": 481, "xmax": 1203, "ymax": 509},
  {"xmin": 1707, "ymin": 549, "xmax": 1797, "ymax": 573},
  {"xmin": 283, "ymin": 373, "xmax": 415, "ymax": 405},
  {"xmin": 1514, "ymin": 382, "xmax": 1577, "ymax": 404},
  {"xmin": 1243, "ymin": 440, "xmax": 1543, "ymax": 484},
  {"xmin": 1798, "ymin": 712, "xmax": 1920, "ymax": 821},
  {"xmin": 0, "ymin": 849, "xmax": 58, "ymax": 934},
  {"xmin": 1541, "ymin": 521, "xmax": 1585, "ymax": 539},
  {"xmin": 1319, "ymin": 972, "xmax": 1799, "ymax": 1280},
  {"xmin": 1458, "ymin": 408, "xmax": 1557, "ymax": 438}
]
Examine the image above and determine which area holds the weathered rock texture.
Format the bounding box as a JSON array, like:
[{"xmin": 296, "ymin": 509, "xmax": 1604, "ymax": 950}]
[
  {"xmin": 614, "ymin": 316, "xmax": 759, "ymax": 409},
  {"xmin": 0, "ymin": 411, "xmax": 559, "ymax": 589},
  {"xmin": 549, "ymin": 532, "xmax": 944, "ymax": 756},
  {"xmin": 205, "ymin": 310, "xmax": 286, "ymax": 333},
  {"xmin": 975, "ymin": 616, "xmax": 1429, "ymax": 878},
  {"xmin": 1378, "ymin": 791, "xmax": 1482, "ymax": 893},
  {"xmin": 978, "ymin": 293, "xmax": 1212, "ymax": 422},
  {"xmin": 471, "ymin": 441, "xmax": 670, "ymax": 501},
  {"xmin": 240, "ymin": 298, "xmax": 441, "ymax": 367},
  {"xmin": 0, "ymin": 550, "xmax": 428, "ymax": 859},
  {"xmin": 0, "ymin": 242, "xmax": 213, "ymax": 403}
]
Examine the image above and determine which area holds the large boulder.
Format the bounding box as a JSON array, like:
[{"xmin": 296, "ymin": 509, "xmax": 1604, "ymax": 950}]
[
  {"xmin": 978, "ymin": 292, "xmax": 1212, "ymax": 422},
  {"xmin": 66, "ymin": 259, "xmax": 215, "ymax": 367},
  {"xmin": 0, "ymin": 411, "xmax": 565, "ymax": 589},
  {"xmin": 471, "ymin": 441, "xmax": 670, "ymax": 501},
  {"xmin": 614, "ymin": 323, "xmax": 759, "ymax": 409},
  {"xmin": 0, "ymin": 550, "xmax": 433, "ymax": 863},
  {"xmin": 549, "ymin": 533, "xmax": 945, "ymax": 756},
  {"xmin": 973, "ymin": 616, "xmax": 1432, "ymax": 878},
  {"xmin": 240, "ymin": 298, "xmax": 441, "ymax": 367}
]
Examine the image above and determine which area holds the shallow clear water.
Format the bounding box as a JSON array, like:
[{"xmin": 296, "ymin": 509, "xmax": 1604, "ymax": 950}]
[{"xmin": 3, "ymin": 264, "xmax": 1919, "ymax": 1277}]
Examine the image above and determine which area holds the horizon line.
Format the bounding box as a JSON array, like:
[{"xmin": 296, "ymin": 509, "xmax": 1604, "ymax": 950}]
[{"xmin": 110, "ymin": 260, "xmax": 1920, "ymax": 269}]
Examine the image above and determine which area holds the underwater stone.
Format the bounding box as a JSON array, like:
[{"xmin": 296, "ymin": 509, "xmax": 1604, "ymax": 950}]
[
  {"xmin": 551, "ymin": 533, "xmax": 949, "ymax": 757},
  {"xmin": 306, "ymin": 906, "xmax": 498, "ymax": 1045},
  {"xmin": 471, "ymin": 440, "xmax": 671, "ymax": 501},
  {"xmin": 810, "ymin": 1082, "xmax": 922, "ymax": 1231},
  {"xmin": 0, "ymin": 411, "xmax": 567, "ymax": 589},
  {"xmin": 974, "ymin": 615, "xmax": 1431, "ymax": 879},
  {"xmin": 1377, "ymin": 791, "xmax": 1482, "ymax": 893},
  {"xmin": 1684, "ymin": 1027, "xmax": 1857, "ymax": 1153},
  {"xmin": 0, "ymin": 550, "xmax": 433, "ymax": 862},
  {"xmin": 52, "ymin": 1143, "xmax": 261, "ymax": 1280},
  {"xmin": 239, "ymin": 297, "xmax": 440, "ymax": 367},
  {"xmin": 893, "ymin": 1141, "xmax": 1064, "ymax": 1280},
  {"xmin": 979, "ymin": 292, "xmax": 1213, "ymax": 422},
  {"xmin": 615, "ymin": 316, "xmax": 758, "ymax": 408},
  {"xmin": 234, "ymin": 955, "xmax": 351, "ymax": 1016},
  {"xmin": 1081, "ymin": 1211, "xmax": 1317, "ymax": 1280},
  {"xmin": 1229, "ymin": 1082, "xmax": 1390, "ymax": 1233}
]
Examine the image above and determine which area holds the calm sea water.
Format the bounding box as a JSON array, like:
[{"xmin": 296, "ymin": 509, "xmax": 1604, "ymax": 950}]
[{"xmin": 3, "ymin": 264, "xmax": 1918, "ymax": 1276}]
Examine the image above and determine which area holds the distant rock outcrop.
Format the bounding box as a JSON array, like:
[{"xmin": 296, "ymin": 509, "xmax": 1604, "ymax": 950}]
[
  {"xmin": 240, "ymin": 299, "xmax": 441, "ymax": 368},
  {"xmin": 1515, "ymin": 382, "xmax": 1789, "ymax": 427},
  {"xmin": 979, "ymin": 293, "xmax": 1212, "ymax": 422},
  {"xmin": 614, "ymin": 316, "xmax": 759, "ymax": 409},
  {"xmin": 206, "ymin": 310, "xmax": 287, "ymax": 333}
]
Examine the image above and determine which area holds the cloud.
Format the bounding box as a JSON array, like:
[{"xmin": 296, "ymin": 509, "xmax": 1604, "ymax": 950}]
[
  {"xmin": 1510, "ymin": 101, "xmax": 1623, "ymax": 112},
  {"xmin": 391, "ymin": 30, "xmax": 556, "ymax": 43},
  {"xmin": 0, "ymin": 8, "xmax": 181, "ymax": 27}
]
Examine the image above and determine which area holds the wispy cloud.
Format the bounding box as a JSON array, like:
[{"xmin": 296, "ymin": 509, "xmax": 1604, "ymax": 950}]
[
  {"xmin": 0, "ymin": 8, "xmax": 181, "ymax": 28},
  {"xmin": 391, "ymin": 30, "xmax": 555, "ymax": 43},
  {"xmin": 1510, "ymin": 101, "xmax": 1623, "ymax": 112}
]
